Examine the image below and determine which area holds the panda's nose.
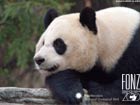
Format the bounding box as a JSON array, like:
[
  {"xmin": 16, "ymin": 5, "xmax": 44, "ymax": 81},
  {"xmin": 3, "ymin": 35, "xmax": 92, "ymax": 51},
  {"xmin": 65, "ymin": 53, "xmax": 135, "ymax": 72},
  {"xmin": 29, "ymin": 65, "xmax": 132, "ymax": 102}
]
[{"xmin": 34, "ymin": 57, "xmax": 45, "ymax": 65}]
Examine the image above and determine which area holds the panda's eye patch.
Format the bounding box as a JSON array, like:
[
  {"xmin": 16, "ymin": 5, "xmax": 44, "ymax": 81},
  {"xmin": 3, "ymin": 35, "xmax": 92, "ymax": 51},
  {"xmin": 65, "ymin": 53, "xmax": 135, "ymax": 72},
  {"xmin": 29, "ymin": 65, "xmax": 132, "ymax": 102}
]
[{"xmin": 53, "ymin": 38, "xmax": 67, "ymax": 55}]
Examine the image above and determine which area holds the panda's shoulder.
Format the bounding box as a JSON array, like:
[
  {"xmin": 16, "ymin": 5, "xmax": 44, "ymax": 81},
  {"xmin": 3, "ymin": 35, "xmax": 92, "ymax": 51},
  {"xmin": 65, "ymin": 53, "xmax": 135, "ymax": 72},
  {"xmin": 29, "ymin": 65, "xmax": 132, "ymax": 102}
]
[{"xmin": 97, "ymin": 7, "xmax": 139, "ymax": 14}]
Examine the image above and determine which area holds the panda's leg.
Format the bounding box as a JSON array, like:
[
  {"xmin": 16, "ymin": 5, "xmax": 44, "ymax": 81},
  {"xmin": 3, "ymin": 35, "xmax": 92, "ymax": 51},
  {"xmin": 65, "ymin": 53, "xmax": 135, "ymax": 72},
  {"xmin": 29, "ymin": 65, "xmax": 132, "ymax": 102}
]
[
  {"xmin": 45, "ymin": 70, "xmax": 84, "ymax": 104},
  {"xmin": 87, "ymin": 79, "xmax": 122, "ymax": 99}
]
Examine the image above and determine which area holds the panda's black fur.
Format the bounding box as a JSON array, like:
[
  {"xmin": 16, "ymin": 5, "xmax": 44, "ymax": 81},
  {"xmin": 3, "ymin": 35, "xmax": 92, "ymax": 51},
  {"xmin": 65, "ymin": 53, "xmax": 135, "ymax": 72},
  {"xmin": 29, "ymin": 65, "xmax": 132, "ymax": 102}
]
[
  {"xmin": 80, "ymin": 7, "xmax": 97, "ymax": 34},
  {"xmin": 44, "ymin": 8, "xmax": 58, "ymax": 29},
  {"xmin": 43, "ymin": 8, "xmax": 140, "ymax": 104}
]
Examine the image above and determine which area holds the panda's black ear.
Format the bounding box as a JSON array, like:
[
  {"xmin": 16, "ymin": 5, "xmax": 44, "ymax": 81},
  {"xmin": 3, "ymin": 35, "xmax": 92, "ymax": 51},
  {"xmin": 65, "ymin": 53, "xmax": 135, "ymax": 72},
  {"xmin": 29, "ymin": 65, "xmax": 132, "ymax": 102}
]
[
  {"xmin": 80, "ymin": 7, "xmax": 97, "ymax": 34},
  {"xmin": 44, "ymin": 8, "xmax": 58, "ymax": 29}
]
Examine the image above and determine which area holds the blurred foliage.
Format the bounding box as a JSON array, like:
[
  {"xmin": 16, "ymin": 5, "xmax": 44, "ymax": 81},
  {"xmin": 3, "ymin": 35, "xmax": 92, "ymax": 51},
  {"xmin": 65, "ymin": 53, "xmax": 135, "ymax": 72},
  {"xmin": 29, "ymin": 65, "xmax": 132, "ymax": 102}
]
[{"xmin": 0, "ymin": 0, "xmax": 74, "ymax": 86}]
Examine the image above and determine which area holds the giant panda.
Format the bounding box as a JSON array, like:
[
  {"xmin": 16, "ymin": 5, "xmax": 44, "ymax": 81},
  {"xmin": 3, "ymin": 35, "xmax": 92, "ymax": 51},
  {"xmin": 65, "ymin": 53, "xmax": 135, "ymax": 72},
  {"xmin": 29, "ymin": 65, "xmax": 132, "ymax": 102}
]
[{"xmin": 34, "ymin": 7, "xmax": 140, "ymax": 104}]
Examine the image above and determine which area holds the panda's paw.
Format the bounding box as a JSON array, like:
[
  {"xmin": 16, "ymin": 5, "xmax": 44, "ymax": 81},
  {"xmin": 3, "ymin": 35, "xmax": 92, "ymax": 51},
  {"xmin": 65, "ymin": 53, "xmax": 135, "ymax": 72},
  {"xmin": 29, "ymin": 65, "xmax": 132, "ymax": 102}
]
[
  {"xmin": 45, "ymin": 69, "xmax": 84, "ymax": 104},
  {"xmin": 56, "ymin": 89, "xmax": 83, "ymax": 104}
]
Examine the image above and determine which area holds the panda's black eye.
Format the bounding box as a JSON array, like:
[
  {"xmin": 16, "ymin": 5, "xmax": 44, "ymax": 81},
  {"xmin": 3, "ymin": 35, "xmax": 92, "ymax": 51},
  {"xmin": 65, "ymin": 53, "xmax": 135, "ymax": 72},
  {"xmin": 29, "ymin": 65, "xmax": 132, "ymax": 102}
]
[
  {"xmin": 42, "ymin": 41, "xmax": 44, "ymax": 45},
  {"xmin": 53, "ymin": 38, "xmax": 67, "ymax": 55}
]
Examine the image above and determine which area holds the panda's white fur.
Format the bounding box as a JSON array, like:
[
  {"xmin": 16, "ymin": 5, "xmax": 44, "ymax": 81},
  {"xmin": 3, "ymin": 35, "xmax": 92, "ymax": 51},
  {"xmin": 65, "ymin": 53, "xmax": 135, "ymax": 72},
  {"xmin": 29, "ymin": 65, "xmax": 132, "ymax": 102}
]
[
  {"xmin": 34, "ymin": 7, "xmax": 140, "ymax": 76},
  {"xmin": 96, "ymin": 7, "xmax": 140, "ymax": 71}
]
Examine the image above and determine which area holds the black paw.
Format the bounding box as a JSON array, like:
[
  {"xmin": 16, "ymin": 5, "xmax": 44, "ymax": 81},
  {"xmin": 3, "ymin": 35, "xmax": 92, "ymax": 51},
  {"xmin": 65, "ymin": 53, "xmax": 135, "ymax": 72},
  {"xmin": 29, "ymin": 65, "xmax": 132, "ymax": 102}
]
[
  {"xmin": 56, "ymin": 87, "xmax": 83, "ymax": 104},
  {"xmin": 87, "ymin": 80, "xmax": 121, "ymax": 98},
  {"xmin": 45, "ymin": 70, "xmax": 84, "ymax": 104}
]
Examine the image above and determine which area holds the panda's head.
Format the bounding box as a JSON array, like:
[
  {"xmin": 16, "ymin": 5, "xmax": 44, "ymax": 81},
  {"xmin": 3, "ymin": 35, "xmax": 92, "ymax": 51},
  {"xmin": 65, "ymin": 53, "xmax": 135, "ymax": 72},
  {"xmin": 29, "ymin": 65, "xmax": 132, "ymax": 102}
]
[{"xmin": 34, "ymin": 8, "xmax": 98, "ymax": 76}]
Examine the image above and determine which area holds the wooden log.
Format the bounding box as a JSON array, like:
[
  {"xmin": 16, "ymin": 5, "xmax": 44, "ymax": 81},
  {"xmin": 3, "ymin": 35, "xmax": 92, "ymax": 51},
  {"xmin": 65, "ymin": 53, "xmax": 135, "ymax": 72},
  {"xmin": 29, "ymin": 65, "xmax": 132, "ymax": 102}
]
[
  {"xmin": 0, "ymin": 87, "xmax": 56, "ymax": 105},
  {"xmin": 0, "ymin": 87, "xmax": 92, "ymax": 105}
]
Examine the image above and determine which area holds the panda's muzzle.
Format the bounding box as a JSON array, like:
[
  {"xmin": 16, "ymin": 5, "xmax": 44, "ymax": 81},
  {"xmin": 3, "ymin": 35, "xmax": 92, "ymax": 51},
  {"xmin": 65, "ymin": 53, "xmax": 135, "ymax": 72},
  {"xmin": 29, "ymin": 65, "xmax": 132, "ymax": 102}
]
[
  {"xmin": 34, "ymin": 56, "xmax": 59, "ymax": 72},
  {"xmin": 47, "ymin": 65, "xmax": 59, "ymax": 72}
]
